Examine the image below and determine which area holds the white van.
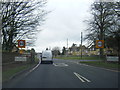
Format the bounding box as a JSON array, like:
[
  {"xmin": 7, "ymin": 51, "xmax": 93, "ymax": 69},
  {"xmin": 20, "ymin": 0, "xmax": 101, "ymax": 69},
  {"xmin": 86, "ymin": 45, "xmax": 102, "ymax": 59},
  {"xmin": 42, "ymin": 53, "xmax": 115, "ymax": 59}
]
[{"xmin": 41, "ymin": 50, "xmax": 53, "ymax": 64}]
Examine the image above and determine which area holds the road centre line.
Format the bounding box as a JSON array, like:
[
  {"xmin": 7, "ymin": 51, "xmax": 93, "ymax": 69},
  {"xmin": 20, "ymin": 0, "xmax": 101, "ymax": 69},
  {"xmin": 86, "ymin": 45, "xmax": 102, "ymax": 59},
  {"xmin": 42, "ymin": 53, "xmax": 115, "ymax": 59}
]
[
  {"xmin": 74, "ymin": 72, "xmax": 85, "ymax": 82},
  {"xmin": 73, "ymin": 72, "xmax": 91, "ymax": 82}
]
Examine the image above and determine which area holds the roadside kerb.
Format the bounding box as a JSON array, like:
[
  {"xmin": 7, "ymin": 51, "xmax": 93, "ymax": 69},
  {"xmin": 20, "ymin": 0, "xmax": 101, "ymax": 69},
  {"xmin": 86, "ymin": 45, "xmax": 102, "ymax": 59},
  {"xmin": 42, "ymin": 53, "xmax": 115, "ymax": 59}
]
[
  {"xmin": 79, "ymin": 63, "xmax": 120, "ymax": 72},
  {"xmin": 25, "ymin": 61, "xmax": 41, "ymax": 76},
  {"xmin": 59, "ymin": 58, "xmax": 119, "ymax": 72}
]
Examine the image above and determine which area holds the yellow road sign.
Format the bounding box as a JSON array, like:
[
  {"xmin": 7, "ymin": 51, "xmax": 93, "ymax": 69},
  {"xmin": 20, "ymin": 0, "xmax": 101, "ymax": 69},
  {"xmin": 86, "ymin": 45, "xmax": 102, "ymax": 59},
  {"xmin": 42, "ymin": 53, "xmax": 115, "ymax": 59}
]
[
  {"xmin": 19, "ymin": 49, "xmax": 24, "ymax": 54},
  {"xmin": 96, "ymin": 40, "xmax": 104, "ymax": 48}
]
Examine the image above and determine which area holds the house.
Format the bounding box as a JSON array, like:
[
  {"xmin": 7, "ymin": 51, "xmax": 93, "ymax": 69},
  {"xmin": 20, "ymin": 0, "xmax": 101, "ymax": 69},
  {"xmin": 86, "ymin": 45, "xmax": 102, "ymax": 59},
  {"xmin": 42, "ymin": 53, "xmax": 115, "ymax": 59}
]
[{"xmin": 68, "ymin": 43, "xmax": 89, "ymax": 56}]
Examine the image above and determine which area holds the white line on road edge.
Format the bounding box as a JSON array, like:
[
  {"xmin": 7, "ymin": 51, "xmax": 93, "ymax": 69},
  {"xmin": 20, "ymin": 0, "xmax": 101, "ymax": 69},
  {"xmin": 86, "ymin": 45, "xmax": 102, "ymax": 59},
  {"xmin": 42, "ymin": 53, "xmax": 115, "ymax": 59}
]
[
  {"xmin": 29, "ymin": 62, "xmax": 40, "ymax": 72},
  {"xmin": 73, "ymin": 72, "xmax": 91, "ymax": 82},
  {"xmin": 25, "ymin": 61, "xmax": 41, "ymax": 76}
]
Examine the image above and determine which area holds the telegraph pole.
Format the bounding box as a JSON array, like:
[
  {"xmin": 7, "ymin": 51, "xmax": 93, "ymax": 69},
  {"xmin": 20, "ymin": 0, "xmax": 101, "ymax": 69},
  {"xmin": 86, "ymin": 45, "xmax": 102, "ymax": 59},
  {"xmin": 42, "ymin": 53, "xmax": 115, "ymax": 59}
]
[
  {"xmin": 67, "ymin": 38, "xmax": 68, "ymax": 50},
  {"xmin": 81, "ymin": 32, "xmax": 83, "ymax": 59},
  {"xmin": 67, "ymin": 38, "xmax": 68, "ymax": 56}
]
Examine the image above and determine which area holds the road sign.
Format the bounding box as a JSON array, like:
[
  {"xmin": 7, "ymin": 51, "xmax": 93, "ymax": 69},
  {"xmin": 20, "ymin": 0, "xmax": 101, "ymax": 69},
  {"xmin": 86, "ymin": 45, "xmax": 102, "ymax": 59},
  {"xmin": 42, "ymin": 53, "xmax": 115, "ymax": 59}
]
[
  {"xmin": 19, "ymin": 49, "xmax": 24, "ymax": 54},
  {"xmin": 106, "ymin": 56, "xmax": 118, "ymax": 62},
  {"xmin": 15, "ymin": 56, "xmax": 27, "ymax": 61},
  {"xmin": 18, "ymin": 40, "xmax": 26, "ymax": 48},
  {"xmin": 96, "ymin": 40, "xmax": 104, "ymax": 48}
]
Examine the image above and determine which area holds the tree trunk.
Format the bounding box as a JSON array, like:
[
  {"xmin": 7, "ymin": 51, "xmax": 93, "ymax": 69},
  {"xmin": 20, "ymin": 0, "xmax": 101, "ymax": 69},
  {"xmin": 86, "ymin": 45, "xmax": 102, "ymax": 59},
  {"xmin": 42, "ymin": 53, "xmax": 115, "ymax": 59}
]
[{"xmin": 99, "ymin": 29, "xmax": 104, "ymax": 59}]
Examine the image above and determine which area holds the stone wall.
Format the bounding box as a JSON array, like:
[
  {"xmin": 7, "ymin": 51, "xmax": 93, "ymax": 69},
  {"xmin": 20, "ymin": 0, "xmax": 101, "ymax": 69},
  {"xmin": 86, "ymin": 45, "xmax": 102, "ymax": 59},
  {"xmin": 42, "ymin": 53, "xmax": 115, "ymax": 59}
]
[{"xmin": 2, "ymin": 52, "xmax": 21, "ymax": 63}]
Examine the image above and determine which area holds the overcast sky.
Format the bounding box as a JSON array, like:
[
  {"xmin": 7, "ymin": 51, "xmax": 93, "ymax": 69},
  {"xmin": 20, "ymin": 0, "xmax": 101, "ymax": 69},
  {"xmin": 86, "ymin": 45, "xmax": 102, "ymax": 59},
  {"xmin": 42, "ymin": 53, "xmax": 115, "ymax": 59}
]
[{"xmin": 32, "ymin": 0, "xmax": 95, "ymax": 52}]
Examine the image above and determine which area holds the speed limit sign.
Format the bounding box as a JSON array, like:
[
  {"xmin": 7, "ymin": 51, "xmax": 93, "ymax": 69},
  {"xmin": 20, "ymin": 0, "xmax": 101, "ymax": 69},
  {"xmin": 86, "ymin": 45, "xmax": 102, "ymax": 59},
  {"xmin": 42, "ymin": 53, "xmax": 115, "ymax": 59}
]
[
  {"xmin": 18, "ymin": 40, "xmax": 26, "ymax": 48},
  {"xmin": 96, "ymin": 40, "xmax": 104, "ymax": 48}
]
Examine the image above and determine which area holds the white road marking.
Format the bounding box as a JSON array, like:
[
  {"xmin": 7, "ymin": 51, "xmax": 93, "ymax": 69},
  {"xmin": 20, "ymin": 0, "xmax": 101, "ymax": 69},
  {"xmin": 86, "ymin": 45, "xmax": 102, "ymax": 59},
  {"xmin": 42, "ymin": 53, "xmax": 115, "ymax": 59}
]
[
  {"xmin": 53, "ymin": 63, "xmax": 68, "ymax": 67},
  {"xmin": 74, "ymin": 72, "xmax": 85, "ymax": 82},
  {"xmin": 29, "ymin": 62, "xmax": 40, "ymax": 72},
  {"xmin": 73, "ymin": 72, "xmax": 91, "ymax": 82},
  {"xmin": 78, "ymin": 74, "xmax": 91, "ymax": 82},
  {"xmin": 53, "ymin": 63, "xmax": 57, "ymax": 66},
  {"xmin": 25, "ymin": 61, "xmax": 40, "ymax": 76}
]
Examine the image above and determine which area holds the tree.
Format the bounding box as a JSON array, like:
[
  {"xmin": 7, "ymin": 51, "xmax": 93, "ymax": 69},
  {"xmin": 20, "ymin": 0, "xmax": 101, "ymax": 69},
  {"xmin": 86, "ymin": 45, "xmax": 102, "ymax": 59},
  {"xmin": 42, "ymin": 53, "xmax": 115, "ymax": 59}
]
[
  {"xmin": 52, "ymin": 47, "xmax": 61, "ymax": 57},
  {"xmin": 85, "ymin": 1, "xmax": 118, "ymax": 58},
  {"xmin": 1, "ymin": 1, "xmax": 48, "ymax": 52},
  {"xmin": 30, "ymin": 48, "xmax": 35, "ymax": 63},
  {"xmin": 62, "ymin": 46, "xmax": 66, "ymax": 55},
  {"xmin": 106, "ymin": 2, "xmax": 120, "ymax": 62},
  {"xmin": 106, "ymin": 36, "xmax": 118, "ymax": 50}
]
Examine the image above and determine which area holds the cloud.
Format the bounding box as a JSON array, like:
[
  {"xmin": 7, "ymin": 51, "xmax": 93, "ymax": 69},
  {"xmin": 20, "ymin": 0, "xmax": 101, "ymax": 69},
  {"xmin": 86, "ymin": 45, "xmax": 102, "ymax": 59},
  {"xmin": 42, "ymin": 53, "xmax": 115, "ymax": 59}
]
[{"xmin": 31, "ymin": 0, "xmax": 94, "ymax": 52}]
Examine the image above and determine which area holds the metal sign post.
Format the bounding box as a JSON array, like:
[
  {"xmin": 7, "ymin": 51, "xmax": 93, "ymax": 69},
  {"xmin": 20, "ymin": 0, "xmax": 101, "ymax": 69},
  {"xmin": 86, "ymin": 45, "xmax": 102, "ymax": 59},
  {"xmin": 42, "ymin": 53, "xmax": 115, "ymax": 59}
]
[{"xmin": 96, "ymin": 40, "xmax": 104, "ymax": 60}]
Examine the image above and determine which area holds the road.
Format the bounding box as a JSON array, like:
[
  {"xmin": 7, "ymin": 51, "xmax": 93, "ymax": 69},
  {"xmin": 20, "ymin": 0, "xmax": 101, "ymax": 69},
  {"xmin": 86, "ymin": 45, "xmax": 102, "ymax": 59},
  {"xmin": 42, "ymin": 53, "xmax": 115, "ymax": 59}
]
[{"xmin": 3, "ymin": 59, "xmax": 119, "ymax": 88}]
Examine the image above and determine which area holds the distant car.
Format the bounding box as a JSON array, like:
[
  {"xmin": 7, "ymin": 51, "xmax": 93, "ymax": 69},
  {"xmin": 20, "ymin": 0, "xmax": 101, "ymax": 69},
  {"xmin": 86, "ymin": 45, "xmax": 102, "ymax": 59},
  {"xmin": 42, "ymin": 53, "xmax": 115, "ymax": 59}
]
[{"xmin": 41, "ymin": 50, "xmax": 53, "ymax": 64}]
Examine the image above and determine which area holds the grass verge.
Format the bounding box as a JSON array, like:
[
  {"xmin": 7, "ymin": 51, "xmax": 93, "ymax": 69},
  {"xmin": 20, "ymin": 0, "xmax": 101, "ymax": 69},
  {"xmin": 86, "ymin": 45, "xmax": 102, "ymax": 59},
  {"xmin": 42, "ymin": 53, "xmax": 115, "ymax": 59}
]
[
  {"xmin": 2, "ymin": 63, "xmax": 36, "ymax": 82},
  {"xmin": 55, "ymin": 56, "xmax": 119, "ymax": 71},
  {"xmin": 54, "ymin": 56, "xmax": 104, "ymax": 60},
  {"xmin": 80, "ymin": 61, "xmax": 120, "ymax": 70}
]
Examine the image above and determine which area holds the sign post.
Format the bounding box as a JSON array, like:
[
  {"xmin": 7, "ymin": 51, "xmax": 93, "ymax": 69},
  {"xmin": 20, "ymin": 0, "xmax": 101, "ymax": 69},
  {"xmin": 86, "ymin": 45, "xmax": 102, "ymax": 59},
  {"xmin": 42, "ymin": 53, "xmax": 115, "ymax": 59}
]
[
  {"xmin": 96, "ymin": 40, "xmax": 104, "ymax": 60},
  {"xmin": 18, "ymin": 40, "xmax": 26, "ymax": 54}
]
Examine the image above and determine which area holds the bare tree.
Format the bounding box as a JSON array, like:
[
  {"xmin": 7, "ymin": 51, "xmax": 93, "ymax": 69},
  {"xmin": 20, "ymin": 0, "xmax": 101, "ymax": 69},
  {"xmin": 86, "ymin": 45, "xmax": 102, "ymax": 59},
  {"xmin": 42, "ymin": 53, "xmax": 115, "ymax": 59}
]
[
  {"xmin": 52, "ymin": 47, "xmax": 61, "ymax": 57},
  {"xmin": 85, "ymin": 1, "xmax": 118, "ymax": 58},
  {"xmin": 105, "ymin": 2, "xmax": 120, "ymax": 62},
  {"xmin": 1, "ymin": 0, "xmax": 48, "ymax": 52}
]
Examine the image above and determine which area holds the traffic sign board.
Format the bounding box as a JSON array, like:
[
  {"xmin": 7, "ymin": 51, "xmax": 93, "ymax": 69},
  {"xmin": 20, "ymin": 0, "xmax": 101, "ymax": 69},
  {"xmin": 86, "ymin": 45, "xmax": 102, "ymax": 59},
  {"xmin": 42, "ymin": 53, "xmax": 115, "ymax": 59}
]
[
  {"xmin": 96, "ymin": 40, "xmax": 104, "ymax": 48},
  {"xmin": 18, "ymin": 40, "xmax": 26, "ymax": 48},
  {"xmin": 19, "ymin": 49, "xmax": 24, "ymax": 54}
]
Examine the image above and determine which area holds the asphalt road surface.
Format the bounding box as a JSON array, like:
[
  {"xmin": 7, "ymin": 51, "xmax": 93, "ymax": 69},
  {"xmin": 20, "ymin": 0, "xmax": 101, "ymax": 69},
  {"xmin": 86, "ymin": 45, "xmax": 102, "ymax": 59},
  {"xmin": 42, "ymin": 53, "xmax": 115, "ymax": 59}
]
[{"xmin": 3, "ymin": 59, "xmax": 119, "ymax": 88}]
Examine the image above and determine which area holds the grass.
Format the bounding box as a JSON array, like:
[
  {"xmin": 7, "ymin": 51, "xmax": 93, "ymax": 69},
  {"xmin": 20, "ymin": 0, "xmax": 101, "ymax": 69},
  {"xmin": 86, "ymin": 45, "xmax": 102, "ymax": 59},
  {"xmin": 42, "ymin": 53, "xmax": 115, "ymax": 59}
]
[
  {"xmin": 2, "ymin": 54, "xmax": 40, "ymax": 82},
  {"xmin": 54, "ymin": 56, "xmax": 119, "ymax": 70},
  {"xmin": 2, "ymin": 63, "xmax": 35, "ymax": 82},
  {"xmin": 35, "ymin": 57, "xmax": 40, "ymax": 63},
  {"xmin": 54, "ymin": 56, "xmax": 104, "ymax": 60},
  {"xmin": 80, "ymin": 61, "xmax": 120, "ymax": 70}
]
